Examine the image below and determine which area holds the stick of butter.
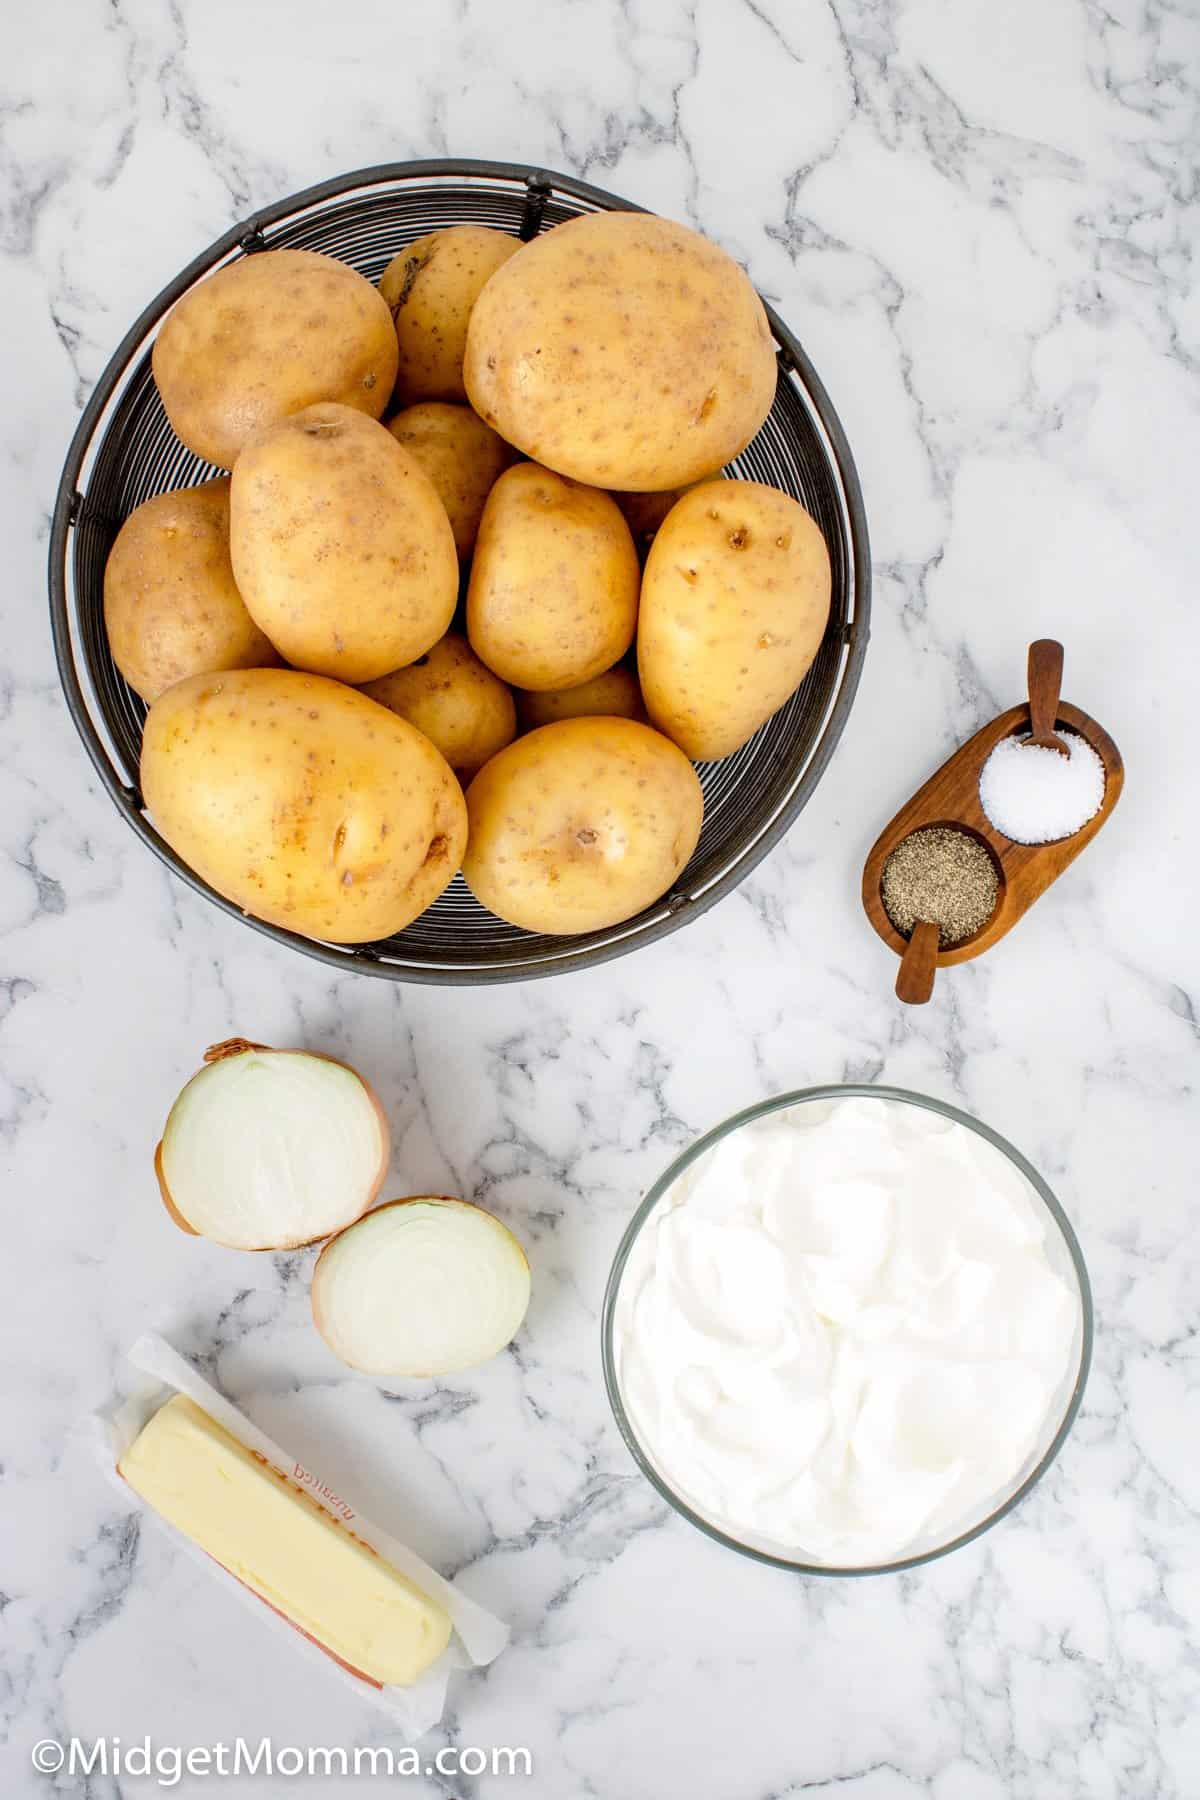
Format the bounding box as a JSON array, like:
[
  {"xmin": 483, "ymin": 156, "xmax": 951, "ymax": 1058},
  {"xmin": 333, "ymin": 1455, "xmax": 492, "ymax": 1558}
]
[{"xmin": 118, "ymin": 1394, "xmax": 452, "ymax": 1686}]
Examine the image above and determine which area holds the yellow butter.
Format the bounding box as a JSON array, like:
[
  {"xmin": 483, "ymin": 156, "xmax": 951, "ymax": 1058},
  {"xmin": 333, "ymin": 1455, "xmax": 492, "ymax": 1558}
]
[{"xmin": 118, "ymin": 1395, "xmax": 452, "ymax": 1685}]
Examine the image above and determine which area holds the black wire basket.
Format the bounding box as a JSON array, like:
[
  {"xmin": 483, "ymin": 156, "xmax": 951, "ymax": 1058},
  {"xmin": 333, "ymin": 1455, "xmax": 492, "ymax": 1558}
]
[{"xmin": 49, "ymin": 159, "xmax": 870, "ymax": 985}]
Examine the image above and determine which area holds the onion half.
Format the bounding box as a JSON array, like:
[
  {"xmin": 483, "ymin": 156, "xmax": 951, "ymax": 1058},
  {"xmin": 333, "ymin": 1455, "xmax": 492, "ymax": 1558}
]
[
  {"xmin": 312, "ymin": 1198, "xmax": 531, "ymax": 1377},
  {"xmin": 156, "ymin": 1039, "xmax": 389, "ymax": 1251}
]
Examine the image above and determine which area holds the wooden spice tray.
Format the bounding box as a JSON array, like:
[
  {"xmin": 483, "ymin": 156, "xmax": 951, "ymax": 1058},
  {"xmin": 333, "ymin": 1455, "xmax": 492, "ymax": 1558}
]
[{"xmin": 862, "ymin": 699, "xmax": 1124, "ymax": 990}]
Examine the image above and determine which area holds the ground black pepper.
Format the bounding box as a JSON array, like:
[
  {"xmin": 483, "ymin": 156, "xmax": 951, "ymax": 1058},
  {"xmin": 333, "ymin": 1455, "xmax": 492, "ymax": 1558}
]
[{"xmin": 881, "ymin": 826, "xmax": 999, "ymax": 948}]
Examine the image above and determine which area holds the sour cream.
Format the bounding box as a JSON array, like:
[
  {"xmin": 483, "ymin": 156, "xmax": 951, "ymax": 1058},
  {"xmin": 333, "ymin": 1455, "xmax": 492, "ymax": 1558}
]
[{"xmin": 611, "ymin": 1094, "xmax": 1081, "ymax": 1564}]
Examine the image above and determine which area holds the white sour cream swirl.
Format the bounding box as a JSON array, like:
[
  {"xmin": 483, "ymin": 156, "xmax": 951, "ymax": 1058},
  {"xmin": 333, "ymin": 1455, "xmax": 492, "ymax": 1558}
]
[{"xmin": 612, "ymin": 1095, "xmax": 1080, "ymax": 1564}]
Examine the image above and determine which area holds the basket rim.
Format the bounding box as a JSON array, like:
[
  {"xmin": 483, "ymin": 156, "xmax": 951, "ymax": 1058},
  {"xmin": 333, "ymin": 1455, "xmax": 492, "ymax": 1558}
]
[{"xmin": 48, "ymin": 157, "xmax": 871, "ymax": 985}]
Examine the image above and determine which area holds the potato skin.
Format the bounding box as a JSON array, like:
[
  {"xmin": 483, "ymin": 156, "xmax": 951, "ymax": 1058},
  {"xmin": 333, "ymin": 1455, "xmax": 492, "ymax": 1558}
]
[
  {"xmin": 616, "ymin": 488, "xmax": 688, "ymax": 558},
  {"xmin": 230, "ymin": 403, "xmax": 457, "ymax": 684},
  {"xmin": 360, "ymin": 633, "xmax": 517, "ymax": 783},
  {"xmin": 140, "ymin": 669, "xmax": 467, "ymax": 944},
  {"xmin": 462, "ymin": 717, "xmax": 703, "ymax": 935},
  {"xmin": 616, "ymin": 473, "xmax": 726, "ymax": 559},
  {"xmin": 467, "ymin": 463, "xmax": 639, "ymax": 692},
  {"xmin": 464, "ymin": 212, "xmax": 776, "ymax": 491},
  {"xmin": 516, "ymin": 666, "xmax": 646, "ymax": 730},
  {"xmin": 386, "ymin": 403, "xmax": 515, "ymax": 559},
  {"xmin": 638, "ymin": 479, "xmax": 832, "ymax": 761},
  {"xmin": 103, "ymin": 478, "xmax": 279, "ymax": 702},
  {"xmin": 380, "ymin": 227, "xmax": 520, "ymax": 405},
  {"xmin": 152, "ymin": 249, "xmax": 397, "ymax": 469}
]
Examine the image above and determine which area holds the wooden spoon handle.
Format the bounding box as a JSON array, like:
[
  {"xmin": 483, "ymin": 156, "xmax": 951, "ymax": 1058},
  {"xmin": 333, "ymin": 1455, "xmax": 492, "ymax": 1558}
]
[
  {"xmin": 895, "ymin": 920, "xmax": 940, "ymax": 1005},
  {"xmin": 1027, "ymin": 639, "xmax": 1064, "ymax": 743}
]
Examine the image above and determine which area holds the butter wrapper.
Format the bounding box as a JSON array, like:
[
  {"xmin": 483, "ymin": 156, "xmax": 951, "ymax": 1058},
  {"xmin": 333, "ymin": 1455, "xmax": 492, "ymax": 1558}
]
[{"xmin": 92, "ymin": 1332, "xmax": 508, "ymax": 1737}]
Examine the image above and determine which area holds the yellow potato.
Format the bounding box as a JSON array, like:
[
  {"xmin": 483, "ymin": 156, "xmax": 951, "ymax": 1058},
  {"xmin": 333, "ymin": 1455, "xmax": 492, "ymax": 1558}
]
[
  {"xmin": 462, "ymin": 717, "xmax": 703, "ymax": 935},
  {"xmin": 616, "ymin": 473, "xmax": 726, "ymax": 559},
  {"xmin": 386, "ymin": 403, "xmax": 515, "ymax": 559},
  {"xmin": 230, "ymin": 403, "xmax": 457, "ymax": 684},
  {"xmin": 360, "ymin": 633, "xmax": 517, "ymax": 783},
  {"xmin": 516, "ymin": 666, "xmax": 646, "ymax": 731},
  {"xmin": 141, "ymin": 669, "xmax": 466, "ymax": 944},
  {"xmin": 380, "ymin": 227, "xmax": 520, "ymax": 405},
  {"xmin": 638, "ymin": 479, "xmax": 832, "ymax": 761},
  {"xmin": 467, "ymin": 463, "xmax": 639, "ymax": 692},
  {"xmin": 153, "ymin": 249, "xmax": 397, "ymax": 469},
  {"xmin": 464, "ymin": 212, "xmax": 776, "ymax": 490},
  {"xmin": 103, "ymin": 478, "xmax": 279, "ymax": 703}
]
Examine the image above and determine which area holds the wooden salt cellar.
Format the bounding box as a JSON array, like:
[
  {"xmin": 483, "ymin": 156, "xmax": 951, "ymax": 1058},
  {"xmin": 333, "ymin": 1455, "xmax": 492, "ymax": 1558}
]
[{"xmin": 862, "ymin": 644, "xmax": 1124, "ymax": 1005}]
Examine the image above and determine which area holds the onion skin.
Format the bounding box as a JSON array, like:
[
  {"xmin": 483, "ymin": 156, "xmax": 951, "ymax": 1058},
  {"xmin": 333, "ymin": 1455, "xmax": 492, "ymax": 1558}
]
[
  {"xmin": 202, "ymin": 1037, "xmax": 270, "ymax": 1063},
  {"xmin": 155, "ymin": 1039, "xmax": 391, "ymax": 1250},
  {"xmin": 311, "ymin": 1196, "xmax": 531, "ymax": 1377},
  {"xmin": 154, "ymin": 1142, "xmax": 199, "ymax": 1236}
]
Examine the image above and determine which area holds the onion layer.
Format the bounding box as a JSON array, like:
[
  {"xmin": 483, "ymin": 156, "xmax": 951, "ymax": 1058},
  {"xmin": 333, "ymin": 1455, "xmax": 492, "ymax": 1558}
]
[
  {"xmin": 312, "ymin": 1198, "xmax": 531, "ymax": 1377},
  {"xmin": 156, "ymin": 1039, "xmax": 389, "ymax": 1251}
]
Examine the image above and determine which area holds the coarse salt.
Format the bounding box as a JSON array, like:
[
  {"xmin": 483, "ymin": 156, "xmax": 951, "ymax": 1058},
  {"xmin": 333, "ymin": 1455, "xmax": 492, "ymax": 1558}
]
[{"xmin": 979, "ymin": 732, "xmax": 1105, "ymax": 845}]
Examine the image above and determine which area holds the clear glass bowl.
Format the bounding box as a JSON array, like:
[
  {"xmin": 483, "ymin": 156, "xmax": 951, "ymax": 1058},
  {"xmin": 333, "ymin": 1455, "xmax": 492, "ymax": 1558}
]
[{"xmin": 601, "ymin": 1085, "xmax": 1093, "ymax": 1576}]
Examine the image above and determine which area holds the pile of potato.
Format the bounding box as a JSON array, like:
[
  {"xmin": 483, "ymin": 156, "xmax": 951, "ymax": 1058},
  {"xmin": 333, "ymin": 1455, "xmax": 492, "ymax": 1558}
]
[{"xmin": 106, "ymin": 213, "xmax": 832, "ymax": 946}]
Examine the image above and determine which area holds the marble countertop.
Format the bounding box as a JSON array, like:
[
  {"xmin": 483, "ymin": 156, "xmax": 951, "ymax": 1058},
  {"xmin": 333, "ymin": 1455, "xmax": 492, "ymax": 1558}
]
[{"xmin": 3, "ymin": 0, "xmax": 1197, "ymax": 1795}]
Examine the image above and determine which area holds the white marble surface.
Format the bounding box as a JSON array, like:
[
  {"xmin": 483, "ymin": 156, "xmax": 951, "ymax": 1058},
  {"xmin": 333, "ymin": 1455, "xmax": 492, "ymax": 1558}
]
[{"xmin": 2, "ymin": 0, "xmax": 1198, "ymax": 1795}]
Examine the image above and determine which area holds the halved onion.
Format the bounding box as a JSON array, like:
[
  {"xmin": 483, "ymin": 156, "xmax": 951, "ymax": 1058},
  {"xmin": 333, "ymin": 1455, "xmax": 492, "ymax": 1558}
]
[
  {"xmin": 312, "ymin": 1198, "xmax": 531, "ymax": 1377},
  {"xmin": 156, "ymin": 1039, "xmax": 389, "ymax": 1251}
]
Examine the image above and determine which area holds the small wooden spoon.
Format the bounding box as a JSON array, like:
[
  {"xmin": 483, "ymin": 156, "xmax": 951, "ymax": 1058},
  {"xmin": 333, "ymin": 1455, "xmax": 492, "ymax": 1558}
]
[
  {"xmin": 1026, "ymin": 639, "xmax": 1070, "ymax": 756},
  {"xmin": 895, "ymin": 919, "xmax": 940, "ymax": 1005}
]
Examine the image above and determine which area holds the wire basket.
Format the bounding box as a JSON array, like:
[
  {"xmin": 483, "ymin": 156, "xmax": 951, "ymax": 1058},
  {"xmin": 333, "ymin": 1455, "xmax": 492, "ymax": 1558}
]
[{"xmin": 49, "ymin": 159, "xmax": 870, "ymax": 985}]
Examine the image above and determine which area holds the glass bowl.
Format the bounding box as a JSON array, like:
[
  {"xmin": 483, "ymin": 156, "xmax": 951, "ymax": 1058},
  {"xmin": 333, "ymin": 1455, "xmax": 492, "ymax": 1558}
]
[{"xmin": 601, "ymin": 1085, "xmax": 1092, "ymax": 1576}]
